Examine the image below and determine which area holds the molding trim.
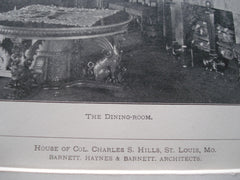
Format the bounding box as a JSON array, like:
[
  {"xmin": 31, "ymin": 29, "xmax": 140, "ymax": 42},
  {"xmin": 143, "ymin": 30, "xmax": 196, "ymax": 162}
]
[{"xmin": 0, "ymin": 17, "xmax": 132, "ymax": 40}]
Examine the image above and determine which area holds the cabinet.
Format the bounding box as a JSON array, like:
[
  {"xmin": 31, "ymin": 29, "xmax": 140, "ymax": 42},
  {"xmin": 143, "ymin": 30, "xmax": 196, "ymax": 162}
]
[{"xmin": 110, "ymin": 1, "xmax": 160, "ymax": 41}]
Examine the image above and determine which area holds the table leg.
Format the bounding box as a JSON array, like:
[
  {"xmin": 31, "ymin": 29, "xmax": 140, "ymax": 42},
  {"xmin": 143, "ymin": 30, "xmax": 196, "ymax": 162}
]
[
  {"xmin": 6, "ymin": 38, "xmax": 40, "ymax": 98},
  {"xmin": 37, "ymin": 40, "xmax": 74, "ymax": 89}
]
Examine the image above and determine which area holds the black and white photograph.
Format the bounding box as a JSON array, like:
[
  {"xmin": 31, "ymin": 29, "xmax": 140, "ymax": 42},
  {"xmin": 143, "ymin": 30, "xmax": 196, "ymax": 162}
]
[
  {"xmin": 1, "ymin": 1, "xmax": 240, "ymax": 178},
  {"xmin": 0, "ymin": 0, "xmax": 240, "ymax": 103}
]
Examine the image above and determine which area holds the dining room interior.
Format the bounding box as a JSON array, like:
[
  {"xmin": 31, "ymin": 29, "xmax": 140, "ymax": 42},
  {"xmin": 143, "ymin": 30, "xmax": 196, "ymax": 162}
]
[{"xmin": 0, "ymin": 0, "xmax": 240, "ymax": 103}]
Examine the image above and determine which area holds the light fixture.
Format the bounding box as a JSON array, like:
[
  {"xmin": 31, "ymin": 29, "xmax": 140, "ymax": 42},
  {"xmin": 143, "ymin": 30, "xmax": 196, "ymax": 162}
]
[{"xmin": 205, "ymin": 0, "xmax": 212, "ymax": 9}]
